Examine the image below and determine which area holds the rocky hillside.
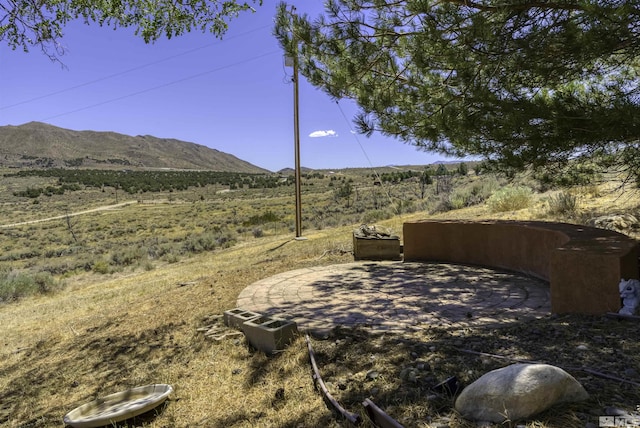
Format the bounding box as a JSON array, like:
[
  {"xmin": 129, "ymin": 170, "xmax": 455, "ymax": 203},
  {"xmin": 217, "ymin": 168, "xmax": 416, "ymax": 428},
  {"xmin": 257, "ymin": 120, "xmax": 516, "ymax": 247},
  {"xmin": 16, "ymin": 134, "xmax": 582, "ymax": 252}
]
[{"xmin": 0, "ymin": 122, "xmax": 269, "ymax": 173}]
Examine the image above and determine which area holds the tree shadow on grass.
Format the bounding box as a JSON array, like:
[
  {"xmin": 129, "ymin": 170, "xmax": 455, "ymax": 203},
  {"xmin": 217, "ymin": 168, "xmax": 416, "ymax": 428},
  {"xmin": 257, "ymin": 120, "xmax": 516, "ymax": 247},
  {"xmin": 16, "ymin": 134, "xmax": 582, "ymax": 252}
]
[
  {"xmin": 0, "ymin": 320, "xmax": 184, "ymax": 427},
  {"xmin": 207, "ymin": 407, "xmax": 341, "ymax": 428},
  {"xmin": 300, "ymin": 314, "xmax": 640, "ymax": 427},
  {"xmin": 235, "ymin": 257, "xmax": 639, "ymax": 425}
]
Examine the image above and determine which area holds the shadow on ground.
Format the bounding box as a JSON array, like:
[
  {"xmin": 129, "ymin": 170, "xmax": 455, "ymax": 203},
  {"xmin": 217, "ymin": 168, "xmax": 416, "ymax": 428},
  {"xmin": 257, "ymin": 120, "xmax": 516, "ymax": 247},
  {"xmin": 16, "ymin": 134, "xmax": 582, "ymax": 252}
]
[
  {"xmin": 297, "ymin": 314, "xmax": 640, "ymax": 427},
  {"xmin": 0, "ymin": 319, "xmax": 186, "ymax": 427},
  {"xmin": 3, "ymin": 261, "xmax": 638, "ymax": 428},
  {"xmin": 253, "ymin": 261, "xmax": 550, "ymax": 333}
]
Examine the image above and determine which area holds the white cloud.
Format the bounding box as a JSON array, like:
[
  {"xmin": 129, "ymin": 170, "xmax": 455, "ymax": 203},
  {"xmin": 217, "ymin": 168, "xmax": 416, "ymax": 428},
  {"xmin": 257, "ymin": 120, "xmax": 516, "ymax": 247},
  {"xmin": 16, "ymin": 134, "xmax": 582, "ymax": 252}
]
[{"xmin": 309, "ymin": 130, "xmax": 338, "ymax": 138}]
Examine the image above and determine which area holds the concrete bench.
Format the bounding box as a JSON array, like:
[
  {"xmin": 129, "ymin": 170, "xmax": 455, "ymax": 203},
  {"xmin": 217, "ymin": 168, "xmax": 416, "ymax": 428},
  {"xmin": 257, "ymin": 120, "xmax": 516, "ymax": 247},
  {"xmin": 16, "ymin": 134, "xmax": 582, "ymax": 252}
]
[{"xmin": 403, "ymin": 220, "xmax": 639, "ymax": 315}]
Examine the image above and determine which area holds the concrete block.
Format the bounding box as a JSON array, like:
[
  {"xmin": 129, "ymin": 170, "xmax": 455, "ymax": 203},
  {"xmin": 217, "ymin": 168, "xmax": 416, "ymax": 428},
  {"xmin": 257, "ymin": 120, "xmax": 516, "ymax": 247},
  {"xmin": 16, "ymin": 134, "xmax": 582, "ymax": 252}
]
[
  {"xmin": 223, "ymin": 308, "xmax": 262, "ymax": 330},
  {"xmin": 242, "ymin": 316, "xmax": 298, "ymax": 355}
]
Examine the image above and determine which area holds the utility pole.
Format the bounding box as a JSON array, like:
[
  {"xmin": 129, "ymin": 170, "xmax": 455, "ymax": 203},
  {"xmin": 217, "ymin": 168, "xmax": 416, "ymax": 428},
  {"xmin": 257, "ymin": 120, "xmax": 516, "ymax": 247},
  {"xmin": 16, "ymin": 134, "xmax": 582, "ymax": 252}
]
[
  {"xmin": 286, "ymin": 6, "xmax": 305, "ymax": 239},
  {"xmin": 293, "ymin": 43, "xmax": 303, "ymax": 238}
]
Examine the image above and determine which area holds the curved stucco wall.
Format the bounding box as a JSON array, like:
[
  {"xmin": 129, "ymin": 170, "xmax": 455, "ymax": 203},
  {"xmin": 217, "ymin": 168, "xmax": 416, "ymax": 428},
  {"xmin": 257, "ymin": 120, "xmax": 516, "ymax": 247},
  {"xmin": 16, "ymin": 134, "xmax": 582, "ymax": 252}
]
[{"xmin": 403, "ymin": 220, "xmax": 639, "ymax": 314}]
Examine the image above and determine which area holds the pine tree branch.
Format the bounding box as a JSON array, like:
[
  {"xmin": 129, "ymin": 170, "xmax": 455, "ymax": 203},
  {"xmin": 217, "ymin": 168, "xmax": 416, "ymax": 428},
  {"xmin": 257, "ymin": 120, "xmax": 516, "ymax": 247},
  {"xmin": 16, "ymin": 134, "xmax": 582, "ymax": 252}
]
[{"xmin": 442, "ymin": 0, "xmax": 586, "ymax": 13}]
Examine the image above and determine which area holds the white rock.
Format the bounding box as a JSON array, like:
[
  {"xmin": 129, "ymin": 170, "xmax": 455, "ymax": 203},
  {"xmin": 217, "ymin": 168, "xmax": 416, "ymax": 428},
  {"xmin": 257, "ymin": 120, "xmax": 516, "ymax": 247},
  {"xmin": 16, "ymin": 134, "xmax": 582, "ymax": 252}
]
[{"xmin": 454, "ymin": 363, "xmax": 589, "ymax": 423}]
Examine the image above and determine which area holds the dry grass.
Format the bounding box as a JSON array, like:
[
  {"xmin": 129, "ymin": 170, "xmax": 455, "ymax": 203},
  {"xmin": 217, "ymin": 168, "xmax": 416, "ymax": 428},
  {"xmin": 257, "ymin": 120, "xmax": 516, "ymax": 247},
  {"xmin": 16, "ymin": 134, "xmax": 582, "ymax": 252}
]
[
  {"xmin": 308, "ymin": 314, "xmax": 640, "ymax": 428},
  {"xmin": 0, "ymin": 171, "xmax": 639, "ymax": 428},
  {"xmin": 1, "ymin": 230, "xmax": 357, "ymax": 427}
]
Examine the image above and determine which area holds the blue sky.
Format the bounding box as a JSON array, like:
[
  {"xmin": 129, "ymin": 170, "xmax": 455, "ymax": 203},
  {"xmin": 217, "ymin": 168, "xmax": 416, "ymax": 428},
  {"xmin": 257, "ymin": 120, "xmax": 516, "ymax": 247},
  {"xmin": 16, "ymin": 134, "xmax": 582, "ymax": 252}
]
[{"xmin": 0, "ymin": 1, "xmax": 450, "ymax": 172}]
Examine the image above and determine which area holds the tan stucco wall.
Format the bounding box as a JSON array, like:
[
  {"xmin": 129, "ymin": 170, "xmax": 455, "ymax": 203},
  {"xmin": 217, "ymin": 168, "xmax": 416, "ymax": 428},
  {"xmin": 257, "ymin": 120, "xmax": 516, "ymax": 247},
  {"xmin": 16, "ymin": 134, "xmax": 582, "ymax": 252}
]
[{"xmin": 403, "ymin": 220, "xmax": 639, "ymax": 315}]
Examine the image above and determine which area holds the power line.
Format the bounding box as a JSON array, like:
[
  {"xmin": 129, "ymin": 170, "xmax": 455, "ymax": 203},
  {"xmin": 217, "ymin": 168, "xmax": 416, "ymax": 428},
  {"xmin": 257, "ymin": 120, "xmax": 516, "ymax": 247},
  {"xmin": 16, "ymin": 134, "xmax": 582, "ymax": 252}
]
[
  {"xmin": 335, "ymin": 100, "xmax": 394, "ymax": 206},
  {"xmin": 40, "ymin": 50, "xmax": 280, "ymax": 121},
  {"xmin": 1, "ymin": 24, "xmax": 271, "ymax": 111}
]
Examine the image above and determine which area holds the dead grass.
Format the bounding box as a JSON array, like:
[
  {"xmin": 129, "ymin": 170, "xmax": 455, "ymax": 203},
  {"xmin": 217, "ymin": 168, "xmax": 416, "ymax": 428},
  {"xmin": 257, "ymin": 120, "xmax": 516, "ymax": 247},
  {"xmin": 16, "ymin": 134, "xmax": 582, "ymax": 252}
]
[
  {"xmin": 0, "ymin": 173, "xmax": 639, "ymax": 427},
  {"xmin": 0, "ymin": 229, "xmax": 356, "ymax": 427},
  {"xmin": 308, "ymin": 315, "xmax": 640, "ymax": 428}
]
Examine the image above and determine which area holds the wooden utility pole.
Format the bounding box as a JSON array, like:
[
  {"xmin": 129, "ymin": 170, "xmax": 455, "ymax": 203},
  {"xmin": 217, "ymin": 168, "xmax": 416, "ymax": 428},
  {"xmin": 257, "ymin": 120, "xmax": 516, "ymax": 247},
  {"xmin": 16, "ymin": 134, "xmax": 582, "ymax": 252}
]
[
  {"xmin": 286, "ymin": 5, "xmax": 304, "ymax": 239},
  {"xmin": 293, "ymin": 44, "xmax": 302, "ymax": 238}
]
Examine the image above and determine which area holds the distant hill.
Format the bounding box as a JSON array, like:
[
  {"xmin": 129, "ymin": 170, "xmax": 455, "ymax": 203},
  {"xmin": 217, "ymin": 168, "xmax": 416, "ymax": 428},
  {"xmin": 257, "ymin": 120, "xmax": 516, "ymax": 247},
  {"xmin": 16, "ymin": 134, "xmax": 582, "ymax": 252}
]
[
  {"xmin": 0, "ymin": 122, "xmax": 269, "ymax": 173},
  {"xmin": 276, "ymin": 167, "xmax": 315, "ymax": 175}
]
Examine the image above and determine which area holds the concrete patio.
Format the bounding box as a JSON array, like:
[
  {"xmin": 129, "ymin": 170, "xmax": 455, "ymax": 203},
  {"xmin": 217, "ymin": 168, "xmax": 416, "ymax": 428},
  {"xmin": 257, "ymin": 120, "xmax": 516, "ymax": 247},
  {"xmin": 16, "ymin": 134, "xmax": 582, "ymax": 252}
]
[{"xmin": 237, "ymin": 261, "xmax": 551, "ymax": 335}]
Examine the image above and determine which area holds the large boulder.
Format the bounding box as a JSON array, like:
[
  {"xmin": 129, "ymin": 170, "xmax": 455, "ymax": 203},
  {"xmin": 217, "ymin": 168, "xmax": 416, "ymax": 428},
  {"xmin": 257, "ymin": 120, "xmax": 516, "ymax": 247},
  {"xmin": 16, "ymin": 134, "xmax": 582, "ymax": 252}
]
[{"xmin": 454, "ymin": 363, "xmax": 589, "ymax": 423}]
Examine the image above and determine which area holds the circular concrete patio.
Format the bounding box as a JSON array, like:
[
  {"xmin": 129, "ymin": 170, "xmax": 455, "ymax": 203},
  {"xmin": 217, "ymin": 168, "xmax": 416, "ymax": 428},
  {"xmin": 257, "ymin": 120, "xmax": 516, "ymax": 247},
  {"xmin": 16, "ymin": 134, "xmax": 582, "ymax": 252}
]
[{"xmin": 237, "ymin": 261, "xmax": 551, "ymax": 335}]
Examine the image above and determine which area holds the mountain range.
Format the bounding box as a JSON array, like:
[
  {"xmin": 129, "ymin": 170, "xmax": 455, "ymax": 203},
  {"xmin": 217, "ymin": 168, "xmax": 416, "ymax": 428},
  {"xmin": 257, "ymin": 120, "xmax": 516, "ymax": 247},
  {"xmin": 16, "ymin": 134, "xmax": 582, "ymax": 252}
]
[{"xmin": 0, "ymin": 122, "xmax": 269, "ymax": 173}]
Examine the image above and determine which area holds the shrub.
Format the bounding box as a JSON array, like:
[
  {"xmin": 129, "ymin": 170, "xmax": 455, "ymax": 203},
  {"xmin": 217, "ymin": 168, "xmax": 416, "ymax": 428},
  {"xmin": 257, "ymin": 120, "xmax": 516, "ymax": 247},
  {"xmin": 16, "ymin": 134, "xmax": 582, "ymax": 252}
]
[
  {"xmin": 0, "ymin": 269, "xmax": 60, "ymax": 302},
  {"xmin": 244, "ymin": 210, "xmax": 281, "ymax": 226},
  {"xmin": 447, "ymin": 192, "xmax": 468, "ymax": 210},
  {"xmin": 393, "ymin": 199, "xmax": 415, "ymax": 215},
  {"xmin": 162, "ymin": 253, "xmax": 180, "ymax": 264},
  {"xmin": 535, "ymin": 162, "xmax": 600, "ymax": 189},
  {"xmin": 468, "ymin": 178, "xmax": 500, "ymax": 204},
  {"xmin": 92, "ymin": 260, "xmax": 110, "ymax": 274},
  {"xmin": 183, "ymin": 233, "xmax": 218, "ymax": 253},
  {"xmin": 183, "ymin": 230, "xmax": 236, "ymax": 253},
  {"xmin": 33, "ymin": 272, "xmax": 59, "ymax": 293},
  {"xmin": 252, "ymin": 227, "xmax": 264, "ymax": 238},
  {"xmin": 13, "ymin": 187, "xmax": 43, "ymax": 198},
  {"xmin": 487, "ymin": 186, "xmax": 533, "ymax": 213},
  {"xmin": 548, "ymin": 191, "xmax": 578, "ymax": 216},
  {"xmin": 214, "ymin": 230, "xmax": 235, "ymax": 248},
  {"xmin": 111, "ymin": 246, "xmax": 146, "ymax": 266},
  {"xmin": 0, "ymin": 270, "xmax": 38, "ymax": 301},
  {"xmin": 457, "ymin": 162, "xmax": 469, "ymax": 176},
  {"xmin": 438, "ymin": 179, "xmax": 498, "ymax": 212},
  {"xmin": 361, "ymin": 209, "xmax": 392, "ymax": 223}
]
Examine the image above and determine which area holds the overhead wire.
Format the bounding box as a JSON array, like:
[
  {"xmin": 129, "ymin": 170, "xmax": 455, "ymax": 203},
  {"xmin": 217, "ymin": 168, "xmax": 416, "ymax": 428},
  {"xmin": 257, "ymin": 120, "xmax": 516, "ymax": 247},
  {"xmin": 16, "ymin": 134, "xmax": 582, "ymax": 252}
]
[
  {"xmin": 285, "ymin": 7, "xmax": 411, "ymax": 211},
  {"xmin": 1, "ymin": 24, "xmax": 272, "ymax": 112},
  {"xmin": 335, "ymin": 100, "xmax": 394, "ymax": 207},
  {"xmin": 40, "ymin": 50, "xmax": 280, "ymax": 121},
  {"xmin": 284, "ymin": 5, "xmax": 411, "ymax": 210}
]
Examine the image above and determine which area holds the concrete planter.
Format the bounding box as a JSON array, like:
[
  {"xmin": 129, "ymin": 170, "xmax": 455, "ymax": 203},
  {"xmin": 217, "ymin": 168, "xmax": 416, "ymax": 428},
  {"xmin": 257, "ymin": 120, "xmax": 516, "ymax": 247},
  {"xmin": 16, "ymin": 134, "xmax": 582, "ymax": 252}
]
[
  {"xmin": 242, "ymin": 316, "xmax": 298, "ymax": 355},
  {"xmin": 353, "ymin": 234, "xmax": 401, "ymax": 261},
  {"xmin": 223, "ymin": 308, "xmax": 262, "ymax": 330}
]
